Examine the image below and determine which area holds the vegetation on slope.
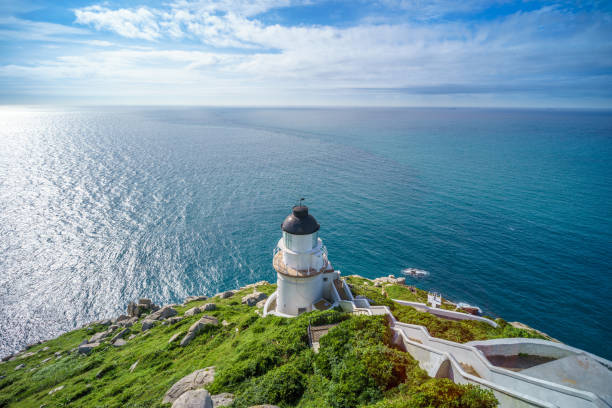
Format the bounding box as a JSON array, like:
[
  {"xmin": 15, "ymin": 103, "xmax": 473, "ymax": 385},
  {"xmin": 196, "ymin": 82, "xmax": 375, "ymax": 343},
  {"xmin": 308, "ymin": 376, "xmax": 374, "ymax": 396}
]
[
  {"xmin": 345, "ymin": 276, "xmax": 549, "ymax": 343},
  {"xmin": 0, "ymin": 280, "xmax": 500, "ymax": 408}
]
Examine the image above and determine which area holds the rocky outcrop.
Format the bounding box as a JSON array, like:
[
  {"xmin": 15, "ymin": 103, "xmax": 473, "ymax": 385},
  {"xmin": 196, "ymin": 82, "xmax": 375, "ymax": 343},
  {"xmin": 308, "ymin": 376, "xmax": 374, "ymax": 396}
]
[
  {"xmin": 184, "ymin": 295, "xmax": 207, "ymax": 304},
  {"xmin": 373, "ymin": 275, "xmax": 406, "ymax": 286},
  {"xmin": 218, "ymin": 290, "xmax": 235, "ymax": 299},
  {"xmin": 147, "ymin": 306, "xmax": 178, "ymax": 321},
  {"xmin": 164, "ymin": 316, "xmax": 184, "ymax": 325},
  {"xmin": 113, "ymin": 339, "xmax": 127, "ymax": 347},
  {"xmin": 171, "ymin": 389, "xmax": 213, "ymax": 408},
  {"xmin": 89, "ymin": 329, "xmax": 112, "ymax": 343},
  {"xmin": 168, "ymin": 332, "xmax": 182, "ymax": 343},
  {"xmin": 163, "ymin": 367, "xmax": 215, "ymax": 403},
  {"xmin": 202, "ymin": 303, "xmax": 216, "ymax": 311},
  {"xmin": 242, "ymin": 292, "xmax": 268, "ymax": 306},
  {"xmin": 242, "ymin": 280, "xmax": 269, "ymax": 289},
  {"xmin": 78, "ymin": 342, "xmax": 100, "ymax": 354},
  {"xmin": 111, "ymin": 328, "xmax": 129, "ymax": 343},
  {"xmin": 180, "ymin": 316, "xmax": 219, "ymax": 347},
  {"xmin": 184, "ymin": 307, "xmax": 202, "ymax": 317},
  {"xmin": 141, "ymin": 320, "xmax": 156, "ymax": 332}
]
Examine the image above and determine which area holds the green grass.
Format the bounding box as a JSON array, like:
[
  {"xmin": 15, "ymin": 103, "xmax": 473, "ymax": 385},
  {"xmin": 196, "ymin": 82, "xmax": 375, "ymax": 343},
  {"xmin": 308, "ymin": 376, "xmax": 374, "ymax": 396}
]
[
  {"xmin": 345, "ymin": 276, "xmax": 548, "ymax": 344},
  {"xmin": 0, "ymin": 280, "xmax": 499, "ymax": 408}
]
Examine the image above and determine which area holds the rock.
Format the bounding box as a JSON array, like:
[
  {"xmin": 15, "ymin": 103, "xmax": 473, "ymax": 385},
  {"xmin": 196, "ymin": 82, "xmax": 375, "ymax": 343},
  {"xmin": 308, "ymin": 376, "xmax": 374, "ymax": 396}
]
[
  {"xmin": 111, "ymin": 328, "xmax": 129, "ymax": 343},
  {"xmin": 129, "ymin": 360, "xmax": 139, "ymax": 372},
  {"xmin": 168, "ymin": 332, "xmax": 182, "ymax": 343},
  {"xmin": 118, "ymin": 317, "xmax": 137, "ymax": 327},
  {"xmin": 1, "ymin": 354, "xmax": 13, "ymax": 362},
  {"xmin": 78, "ymin": 342, "xmax": 99, "ymax": 355},
  {"xmin": 127, "ymin": 301, "xmax": 138, "ymax": 317},
  {"xmin": 256, "ymin": 299, "xmax": 267, "ymax": 308},
  {"xmin": 139, "ymin": 298, "xmax": 152, "ymax": 308},
  {"xmin": 180, "ymin": 316, "xmax": 219, "ymax": 347},
  {"xmin": 15, "ymin": 363, "xmax": 25, "ymax": 370},
  {"xmin": 89, "ymin": 329, "xmax": 112, "ymax": 343},
  {"xmin": 100, "ymin": 319, "xmax": 112, "ymax": 326},
  {"xmin": 184, "ymin": 307, "xmax": 202, "ymax": 317},
  {"xmin": 241, "ymin": 292, "xmax": 268, "ymax": 306},
  {"xmin": 372, "ymin": 276, "xmax": 406, "ymax": 286},
  {"xmin": 242, "ymin": 281, "xmax": 269, "ymax": 290},
  {"xmin": 113, "ymin": 339, "xmax": 127, "ymax": 347},
  {"xmin": 18, "ymin": 351, "xmax": 36, "ymax": 359},
  {"xmin": 202, "ymin": 303, "xmax": 216, "ymax": 311},
  {"xmin": 116, "ymin": 314, "xmax": 130, "ymax": 322},
  {"xmin": 147, "ymin": 306, "xmax": 178, "ymax": 321},
  {"xmin": 171, "ymin": 389, "xmax": 213, "ymax": 408},
  {"xmin": 54, "ymin": 351, "xmax": 62, "ymax": 357},
  {"xmin": 211, "ymin": 392, "xmax": 234, "ymax": 407},
  {"xmin": 222, "ymin": 320, "xmax": 230, "ymax": 327},
  {"xmin": 109, "ymin": 324, "xmax": 119, "ymax": 331},
  {"xmin": 42, "ymin": 346, "xmax": 49, "ymax": 351},
  {"xmin": 128, "ymin": 334, "xmax": 137, "ymax": 340},
  {"xmin": 163, "ymin": 367, "xmax": 215, "ymax": 403},
  {"xmin": 41, "ymin": 357, "xmax": 52, "ymax": 364},
  {"xmin": 141, "ymin": 320, "xmax": 156, "ymax": 331},
  {"xmin": 164, "ymin": 316, "xmax": 184, "ymax": 325},
  {"xmin": 48, "ymin": 385, "xmax": 64, "ymax": 395},
  {"xmin": 219, "ymin": 290, "xmax": 235, "ymax": 299},
  {"xmin": 184, "ymin": 295, "xmax": 207, "ymax": 304}
]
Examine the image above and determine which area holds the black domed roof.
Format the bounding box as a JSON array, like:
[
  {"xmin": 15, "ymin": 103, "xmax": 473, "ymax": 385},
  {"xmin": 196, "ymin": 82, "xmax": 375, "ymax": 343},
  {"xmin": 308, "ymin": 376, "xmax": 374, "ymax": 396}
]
[{"xmin": 281, "ymin": 206, "xmax": 320, "ymax": 235}]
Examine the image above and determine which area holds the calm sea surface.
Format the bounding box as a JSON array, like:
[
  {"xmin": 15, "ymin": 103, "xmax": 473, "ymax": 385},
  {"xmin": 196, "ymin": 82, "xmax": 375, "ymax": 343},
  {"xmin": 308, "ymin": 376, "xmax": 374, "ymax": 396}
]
[{"xmin": 1, "ymin": 107, "xmax": 610, "ymax": 359}]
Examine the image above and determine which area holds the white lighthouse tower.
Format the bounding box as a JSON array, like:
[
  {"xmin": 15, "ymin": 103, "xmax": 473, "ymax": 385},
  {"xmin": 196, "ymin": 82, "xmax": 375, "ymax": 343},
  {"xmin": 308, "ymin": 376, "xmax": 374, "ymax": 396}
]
[{"xmin": 269, "ymin": 204, "xmax": 341, "ymax": 316}]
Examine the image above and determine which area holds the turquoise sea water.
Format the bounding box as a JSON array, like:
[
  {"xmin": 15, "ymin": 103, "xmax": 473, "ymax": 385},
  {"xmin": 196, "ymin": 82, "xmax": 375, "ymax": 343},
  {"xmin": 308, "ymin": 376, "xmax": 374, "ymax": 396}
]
[{"xmin": 0, "ymin": 107, "xmax": 610, "ymax": 359}]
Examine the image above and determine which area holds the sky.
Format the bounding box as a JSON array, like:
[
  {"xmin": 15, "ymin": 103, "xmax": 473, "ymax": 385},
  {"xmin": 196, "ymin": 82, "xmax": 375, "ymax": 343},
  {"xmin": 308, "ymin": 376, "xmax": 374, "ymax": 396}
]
[{"xmin": 0, "ymin": 0, "xmax": 611, "ymax": 107}]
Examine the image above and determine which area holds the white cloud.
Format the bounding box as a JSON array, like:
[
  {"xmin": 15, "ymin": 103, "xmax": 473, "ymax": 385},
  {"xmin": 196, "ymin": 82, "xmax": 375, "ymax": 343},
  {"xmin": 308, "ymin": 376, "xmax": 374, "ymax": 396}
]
[
  {"xmin": 1, "ymin": 1, "xmax": 611, "ymax": 106},
  {"xmin": 75, "ymin": 5, "xmax": 162, "ymax": 41}
]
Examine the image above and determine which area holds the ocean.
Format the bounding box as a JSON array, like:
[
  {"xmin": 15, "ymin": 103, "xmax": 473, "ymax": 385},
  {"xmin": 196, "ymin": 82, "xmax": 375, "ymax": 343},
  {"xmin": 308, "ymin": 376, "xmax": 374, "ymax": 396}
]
[{"xmin": 0, "ymin": 106, "xmax": 610, "ymax": 360}]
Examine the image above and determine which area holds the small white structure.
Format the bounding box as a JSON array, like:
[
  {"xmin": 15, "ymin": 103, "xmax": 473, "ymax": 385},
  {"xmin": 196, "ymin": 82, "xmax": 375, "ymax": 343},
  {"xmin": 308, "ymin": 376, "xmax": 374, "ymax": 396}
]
[
  {"xmin": 268, "ymin": 205, "xmax": 342, "ymax": 316},
  {"xmin": 427, "ymin": 292, "xmax": 442, "ymax": 308}
]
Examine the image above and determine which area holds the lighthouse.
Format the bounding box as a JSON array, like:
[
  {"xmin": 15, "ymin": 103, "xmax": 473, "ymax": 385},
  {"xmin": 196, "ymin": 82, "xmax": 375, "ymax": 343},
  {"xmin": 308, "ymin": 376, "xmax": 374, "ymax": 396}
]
[{"xmin": 270, "ymin": 204, "xmax": 340, "ymax": 316}]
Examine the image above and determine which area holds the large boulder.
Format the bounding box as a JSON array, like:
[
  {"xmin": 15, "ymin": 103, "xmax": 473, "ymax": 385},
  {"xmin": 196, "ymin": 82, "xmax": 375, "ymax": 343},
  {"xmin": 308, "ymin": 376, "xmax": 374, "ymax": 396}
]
[
  {"xmin": 184, "ymin": 307, "xmax": 202, "ymax": 317},
  {"xmin": 241, "ymin": 292, "xmax": 268, "ymax": 306},
  {"xmin": 184, "ymin": 295, "xmax": 207, "ymax": 304},
  {"xmin": 180, "ymin": 316, "xmax": 219, "ymax": 347},
  {"xmin": 89, "ymin": 329, "xmax": 112, "ymax": 343},
  {"xmin": 147, "ymin": 306, "xmax": 178, "ymax": 321},
  {"xmin": 219, "ymin": 290, "xmax": 235, "ymax": 299},
  {"xmin": 171, "ymin": 389, "xmax": 213, "ymax": 408},
  {"xmin": 141, "ymin": 320, "xmax": 156, "ymax": 331},
  {"xmin": 111, "ymin": 328, "xmax": 129, "ymax": 343},
  {"xmin": 78, "ymin": 342, "xmax": 100, "ymax": 355},
  {"xmin": 118, "ymin": 317, "xmax": 138, "ymax": 327},
  {"xmin": 202, "ymin": 303, "xmax": 216, "ymax": 311},
  {"xmin": 139, "ymin": 298, "xmax": 152, "ymax": 308},
  {"xmin": 163, "ymin": 367, "xmax": 216, "ymax": 403},
  {"xmin": 164, "ymin": 316, "xmax": 184, "ymax": 325}
]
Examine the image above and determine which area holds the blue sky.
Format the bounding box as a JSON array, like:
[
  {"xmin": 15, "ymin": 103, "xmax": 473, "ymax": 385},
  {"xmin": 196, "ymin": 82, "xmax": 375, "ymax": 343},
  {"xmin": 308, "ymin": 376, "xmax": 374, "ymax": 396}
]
[{"xmin": 0, "ymin": 0, "xmax": 611, "ymax": 107}]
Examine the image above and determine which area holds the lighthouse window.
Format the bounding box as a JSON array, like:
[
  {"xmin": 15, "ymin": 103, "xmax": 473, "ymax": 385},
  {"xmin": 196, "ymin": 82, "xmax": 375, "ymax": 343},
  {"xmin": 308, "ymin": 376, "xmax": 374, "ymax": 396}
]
[
  {"xmin": 311, "ymin": 232, "xmax": 318, "ymax": 248},
  {"xmin": 284, "ymin": 232, "xmax": 293, "ymax": 249}
]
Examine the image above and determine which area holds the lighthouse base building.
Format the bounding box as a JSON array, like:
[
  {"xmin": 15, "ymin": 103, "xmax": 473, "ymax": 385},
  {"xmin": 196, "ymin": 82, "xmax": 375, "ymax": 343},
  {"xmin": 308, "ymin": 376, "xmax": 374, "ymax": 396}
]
[{"xmin": 263, "ymin": 205, "xmax": 352, "ymax": 317}]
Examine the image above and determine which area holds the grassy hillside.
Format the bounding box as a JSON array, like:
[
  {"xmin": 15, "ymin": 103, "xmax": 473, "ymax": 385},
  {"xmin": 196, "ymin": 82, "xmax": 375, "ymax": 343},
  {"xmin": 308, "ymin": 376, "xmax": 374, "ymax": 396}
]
[{"xmin": 0, "ymin": 280, "xmax": 510, "ymax": 408}]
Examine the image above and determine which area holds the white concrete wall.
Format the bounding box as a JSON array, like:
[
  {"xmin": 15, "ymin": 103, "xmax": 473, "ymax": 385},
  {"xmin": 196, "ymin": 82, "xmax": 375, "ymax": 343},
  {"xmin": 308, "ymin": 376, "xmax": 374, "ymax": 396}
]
[
  {"xmin": 279, "ymin": 237, "xmax": 325, "ymax": 271},
  {"xmin": 393, "ymin": 299, "xmax": 498, "ymax": 327},
  {"xmin": 276, "ymin": 272, "xmax": 323, "ymax": 315},
  {"xmin": 394, "ymin": 322, "xmax": 606, "ymax": 408}
]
